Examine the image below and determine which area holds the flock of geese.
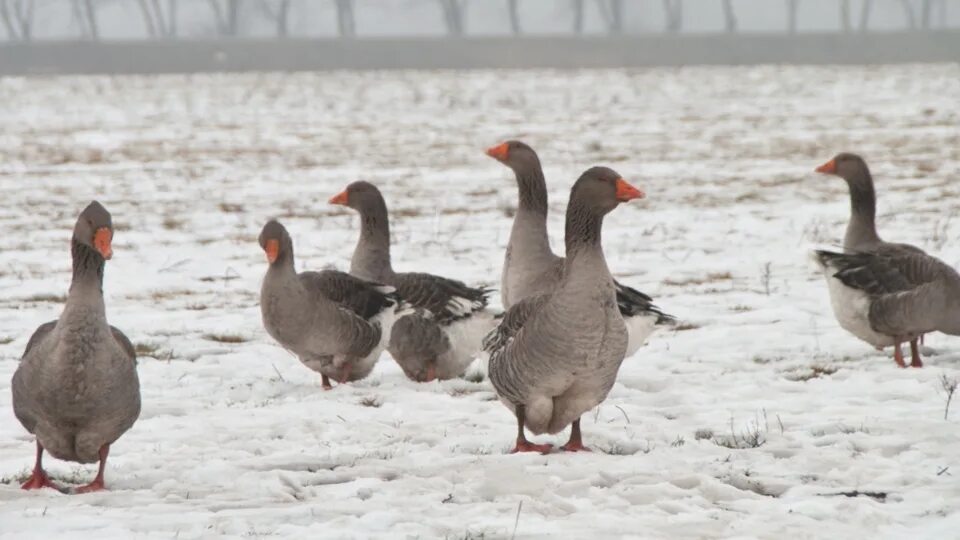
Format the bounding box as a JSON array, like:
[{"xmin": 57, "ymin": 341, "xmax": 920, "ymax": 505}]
[{"xmin": 9, "ymin": 142, "xmax": 960, "ymax": 493}]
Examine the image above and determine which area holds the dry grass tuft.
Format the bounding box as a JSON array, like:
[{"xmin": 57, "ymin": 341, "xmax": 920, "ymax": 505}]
[
  {"xmin": 663, "ymin": 272, "xmax": 733, "ymax": 287},
  {"xmin": 785, "ymin": 364, "xmax": 838, "ymax": 382},
  {"xmin": 203, "ymin": 333, "xmax": 248, "ymax": 344}
]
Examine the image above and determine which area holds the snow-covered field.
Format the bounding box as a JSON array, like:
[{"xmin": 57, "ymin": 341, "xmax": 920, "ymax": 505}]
[{"xmin": 0, "ymin": 64, "xmax": 958, "ymax": 539}]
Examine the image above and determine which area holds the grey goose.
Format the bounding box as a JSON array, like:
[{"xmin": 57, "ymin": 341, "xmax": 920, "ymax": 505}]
[
  {"xmin": 484, "ymin": 167, "xmax": 645, "ymax": 453},
  {"xmin": 813, "ymin": 153, "xmax": 950, "ymax": 367},
  {"xmin": 12, "ymin": 201, "xmax": 140, "ymax": 492},
  {"xmin": 486, "ymin": 140, "xmax": 674, "ymax": 357},
  {"xmin": 259, "ymin": 220, "xmax": 401, "ymax": 388},
  {"xmin": 329, "ymin": 181, "xmax": 495, "ymax": 382}
]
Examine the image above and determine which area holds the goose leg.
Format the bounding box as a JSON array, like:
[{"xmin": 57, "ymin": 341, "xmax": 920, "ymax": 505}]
[
  {"xmin": 510, "ymin": 405, "xmax": 552, "ymax": 454},
  {"xmin": 21, "ymin": 441, "xmax": 60, "ymax": 491},
  {"xmin": 337, "ymin": 363, "xmax": 352, "ymax": 384},
  {"xmin": 909, "ymin": 339, "xmax": 923, "ymax": 368},
  {"xmin": 893, "ymin": 342, "xmax": 907, "ymax": 368},
  {"xmin": 560, "ymin": 419, "xmax": 592, "ymax": 452},
  {"xmin": 423, "ymin": 363, "xmax": 437, "ymax": 383},
  {"xmin": 321, "ymin": 374, "xmax": 333, "ymax": 390},
  {"xmin": 75, "ymin": 445, "xmax": 109, "ymax": 494}
]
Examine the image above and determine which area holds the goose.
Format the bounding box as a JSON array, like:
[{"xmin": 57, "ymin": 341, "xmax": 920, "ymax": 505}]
[
  {"xmin": 814, "ymin": 153, "xmax": 940, "ymax": 366},
  {"xmin": 329, "ymin": 181, "xmax": 494, "ymax": 382},
  {"xmin": 813, "ymin": 248, "xmax": 960, "ymax": 367},
  {"xmin": 259, "ymin": 220, "xmax": 401, "ymax": 389},
  {"xmin": 12, "ymin": 201, "xmax": 140, "ymax": 492},
  {"xmin": 486, "ymin": 140, "xmax": 674, "ymax": 356},
  {"xmin": 484, "ymin": 167, "xmax": 644, "ymax": 453}
]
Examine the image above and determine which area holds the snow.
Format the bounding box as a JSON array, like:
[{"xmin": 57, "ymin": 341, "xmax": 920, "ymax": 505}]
[{"xmin": 0, "ymin": 64, "xmax": 959, "ymax": 539}]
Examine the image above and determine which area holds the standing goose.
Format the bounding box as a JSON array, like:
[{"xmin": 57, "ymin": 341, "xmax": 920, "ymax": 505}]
[
  {"xmin": 485, "ymin": 167, "xmax": 644, "ymax": 453},
  {"xmin": 814, "ymin": 152, "xmax": 935, "ymax": 366},
  {"xmin": 12, "ymin": 201, "xmax": 140, "ymax": 492},
  {"xmin": 329, "ymin": 181, "xmax": 494, "ymax": 382},
  {"xmin": 813, "ymin": 249, "xmax": 960, "ymax": 367},
  {"xmin": 259, "ymin": 220, "xmax": 401, "ymax": 389},
  {"xmin": 486, "ymin": 140, "xmax": 674, "ymax": 356}
]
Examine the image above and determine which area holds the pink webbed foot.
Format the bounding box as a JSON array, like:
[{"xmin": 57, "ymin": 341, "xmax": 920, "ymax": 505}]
[
  {"xmin": 21, "ymin": 470, "xmax": 60, "ymax": 491},
  {"xmin": 73, "ymin": 478, "xmax": 105, "ymax": 494},
  {"xmin": 560, "ymin": 441, "xmax": 592, "ymax": 453},
  {"xmin": 510, "ymin": 439, "xmax": 553, "ymax": 454}
]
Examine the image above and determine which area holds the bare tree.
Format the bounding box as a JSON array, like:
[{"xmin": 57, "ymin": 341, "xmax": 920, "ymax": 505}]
[
  {"xmin": 438, "ymin": 0, "xmax": 465, "ymax": 36},
  {"xmin": 921, "ymin": 0, "xmax": 935, "ymax": 28},
  {"xmin": 507, "ymin": 0, "xmax": 520, "ymax": 34},
  {"xmin": 785, "ymin": 0, "xmax": 798, "ymax": 33},
  {"xmin": 840, "ymin": 0, "xmax": 851, "ymax": 32},
  {"xmin": 334, "ymin": 0, "xmax": 355, "ymax": 37},
  {"xmin": 663, "ymin": 0, "xmax": 682, "ymax": 33},
  {"xmin": 898, "ymin": 0, "xmax": 916, "ymax": 28},
  {"xmin": 571, "ymin": 0, "xmax": 583, "ymax": 33},
  {"xmin": 0, "ymin": 0, "xmax": 34, "ymax": 41},
  {"xmin": 721, "ymin": 0, "xmax": 737, "ymax": 33},
  {"xmin": 208, "ymin": 0, "xmax": 241, "ymax": 36},
  {"xmin": 83, "ymin": 0, "xmax": 100, "ymax": 38},
  {"xmin": 69, "ymin": 0, "xmax": 100, "ymax": 39},
  {"xmin": 596, "ymin": 0, "xmax": 623, "ymax": 34},
  {"xmin": 138, "ymin": 0, "xmax": 177, "ymax": 38},
  {"xmin": 257, "ymin": 0, "xmax": 290, "ymax": 37},
  {"xmin": 859, "ymin": 0, "xmax": 873, "ymax": 31}
]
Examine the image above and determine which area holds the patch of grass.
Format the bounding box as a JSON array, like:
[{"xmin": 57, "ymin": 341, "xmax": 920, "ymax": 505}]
[
  {"xmin": 662, "ymin": 271, "xmax": 733, "ymax": 287},
  {"xmin": 203, "ymin": 333, "xmax": 248, "ymax": 344},
  {"xmin": 670, "ymin": 435, "xmax": 686, "ymax": 448},
  {"xmin": 392, "ymin": 207, "xmax": 425, "ymax": 218},
  {"xmin": 134, "ymin": 342, "xmax": 160, "ymax": 356},
  {"xmin": 838, "ymin": 422, "xmax": 871, "ymax": 435},
  {"xmin": 605, "ymin": 444, "xmax": 639, "ymax": 456},
  {"xmin": 752, "ymin": 355, "xmax": 784, "ymax": 365},
  {"xmin": 185, "ymin": 303, "xmax": 209, "ymax": 311},
  {"xmin": 150, "ymin": 289, "xmax": 197, "ymax": 301},
  {"xmin": 785, "ymin": 364, "xmax": 838, "ymax": 382},
  {"xmin": 673, "ymin": 322, "xmax": 701, "ymax": 332},
  {"xmin": 22, "ymin": 293, "xmax": 66, "ymax": 303},
  {"xmin": 823, "ymin": 490, "xmax": 888, "ymax": 502},
  {"xmin": 729, "ymin": 305, "xmax": 752, "ymax": 312},
  {"xmin": 199, "ymin": 275, "xmax": 240, "ymax": 283},
  {"xmin": 162, "ymin": 216, "xmax": 186, "ymax": 230},
  {"xmin": 358, "ymin": 396, "xmax": 382, "ymax": 408},
  {"xmin": 712, "ymin": 412, "xmax": 769, "ymax": 450},
  {"xmin": 694, "ymin": 428, "xmax": 714, "ymax": 441},
  {"xmin": 0, "ymin": 336, "xmax": 14, "ymax": 345},
  {"xmin": 218, "ymin": 203, "xmax": 245, "ymax": 213}
]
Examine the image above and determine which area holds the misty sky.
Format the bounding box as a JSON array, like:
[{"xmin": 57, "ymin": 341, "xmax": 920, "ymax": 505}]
[{"xmin": 4, "ymin": 0, "xmax": 957, "ymax": 41}]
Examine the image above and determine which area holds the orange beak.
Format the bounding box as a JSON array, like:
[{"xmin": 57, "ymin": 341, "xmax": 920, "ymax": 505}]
[
  {"xmin": 485, "ymin": 142, "xmax": 509, "ymax": 161},
  {"xmin": 264, "ymin": 239, "xmax": 279, "ymax": 263},
  {"xmin": 815, "ymin": 159, "xmax": 837, "ymax": 174},
  {"xmin": 614, "ymin": 178, "xmax": 645, "ymax": 202},
  {"xmin": 93, "ymin": 228, "xmax": 113, "ymax": 260},
  {"xmin": 328, "ymin": 190, "xmax": 349, "ymax": 206}
]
